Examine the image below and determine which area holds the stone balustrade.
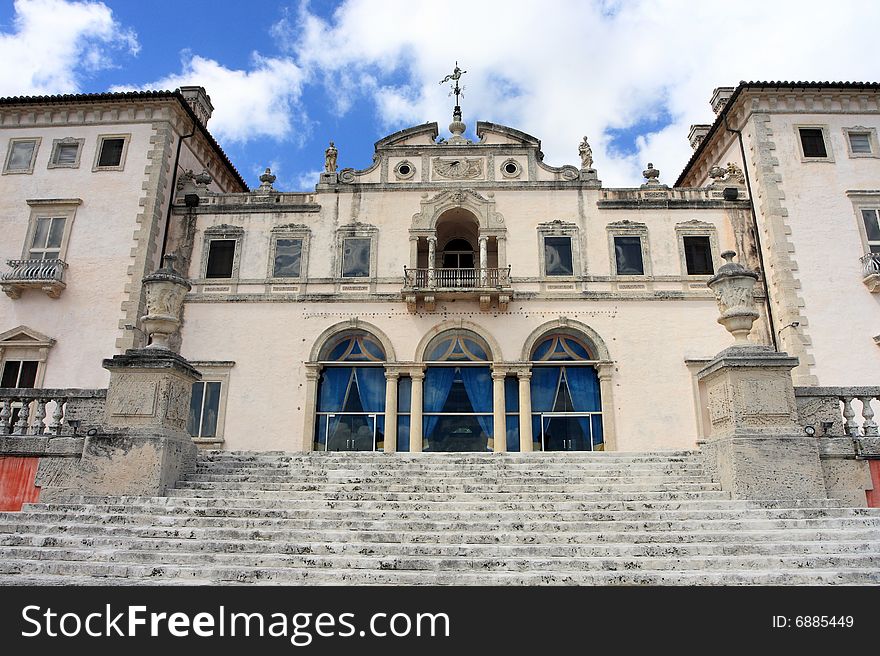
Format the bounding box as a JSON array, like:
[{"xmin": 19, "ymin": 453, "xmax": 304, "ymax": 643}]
[
  {"xmin": 0, "ymin": 388, "xmax": 106, "ymax": 437},
  {"xmin": 403, "ymin": 266, "xmax": 511, "ymax": 289},
  {"xmin": 860, "ymin": 253, "xmax": 880, "ymax": 292},
  {"xmin": 795, "ymin": 386, "xmax": 880, "ymax": 437},
  {"xmin": 1, "ymin": 258, "xmax": 68, "ymax": 299}
]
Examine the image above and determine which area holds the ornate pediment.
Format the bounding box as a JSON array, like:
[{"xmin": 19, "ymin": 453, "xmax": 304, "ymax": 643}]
[{"xmin": 410, "ymin": 188, "xmax": 505, "ymax": 232}]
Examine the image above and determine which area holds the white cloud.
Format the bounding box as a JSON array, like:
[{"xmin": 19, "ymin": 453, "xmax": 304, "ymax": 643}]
[
  {"xmin": 284, "ymin": 0, "xmax": 880, "ymax": 185},
  {"xmin": 119, "ymin": 52, "xmax": 309, "ymax": 145},
  {"xmin": 294, "ymin": 169, "xmax": 323, "ymax": 190},
  {"xmin": 0, "ymin": 0, "xmax": 138, "ymax": 96}
]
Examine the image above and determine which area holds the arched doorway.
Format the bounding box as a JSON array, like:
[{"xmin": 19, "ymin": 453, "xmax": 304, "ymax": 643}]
[
  {"xmin": 422, "ymin": 329, "xmax": 494, "ymax": 452},
  {"xmin": 315, "ymin": 331, "xmax": 386, "ymax": 451},
  {"xmin": 529, "ymin": 333, "xmax": 603, "ymax": 451}
]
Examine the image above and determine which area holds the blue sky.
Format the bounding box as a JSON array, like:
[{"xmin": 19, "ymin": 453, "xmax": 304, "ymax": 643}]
[{"xmin": 2, "ymin": 0, "xmax": 879, "ymax": 189}]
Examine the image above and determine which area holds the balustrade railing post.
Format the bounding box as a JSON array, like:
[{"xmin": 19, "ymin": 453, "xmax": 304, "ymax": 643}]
[
  {"xmin": 841, "ymin": 396, "xmax": 860, "ymax": 437},
  {"xmin": 48, "ymin": 398, "xmax": 64, "ymax": 436},
  {"xmin": 30, "ymin": 398, "xmax": 47, "ymax": 436},
  {"xmin": 0, "ymin": 398, "xmax": 10, "ymax": 434},
  {"xmin": 860, "ymin": 396, "xmax": 878, "ymax": 436},
  {"xmin": 13, "ymin": 398, "xmax": 30, "ymax": 436}
]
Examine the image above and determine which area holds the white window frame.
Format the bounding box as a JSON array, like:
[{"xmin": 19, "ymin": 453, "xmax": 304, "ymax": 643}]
[
  {"xmin": 606, "ymin": 221, "xmax": 652, "ymax": 277},
  {"xmin": 795, "ymin": 124, "xmax": 834, "ymax": 163},
  {"xmin": 200, "ymin": 224, "xmax": 244, "ymax": 280},
  {"xmin": 187, "ymin": 361, "xmax": 234, "ymax": 445},
  {"xmin": 843, "ymin": 126, "xmax": 879, "ymax": 159},
  {"xmin": 3, "ymin": 137, "xmax": 41, "ymax": 174},
  {"xmin": 537, "ymin": 220, "xmax": 581, "ymax": 279},
  {"xmin": 846, "ymin": 191, "xmax": 880, "ymax": 255},
  {"xmin": 22, "ymin": 199, "xmax": 81, "ymax": 262},
  {"xmin": 268, "ymin": 224, "xmax": 310, "ymax": 280},
  {"xmin": 0, "ymin": 326, "xmax": 55, "ymax": 389},
  {"xmin": 675, "ymin": 221, "xmax": 720, "ymax": 278},
  {"xmin": 47, "ymin": 137, "xmax": 85, "ymax": 169},
  {"xmin": 92, "ymin": 133, "xmax": 130, "ymax": 172}
]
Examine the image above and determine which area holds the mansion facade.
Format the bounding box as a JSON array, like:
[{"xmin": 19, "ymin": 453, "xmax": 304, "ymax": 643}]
[{"xmin": 1, "ymin": 81, "xmax": 879, "ymax": 457}]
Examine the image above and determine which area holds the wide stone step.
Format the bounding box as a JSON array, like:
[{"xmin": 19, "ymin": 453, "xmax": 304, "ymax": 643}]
[
  {"xmin": 2, "ymin": 533, "xmax": 877, "ymax": 559},
  {"xmin": 0, "ymin": 558, "xmax": 877, "ymax": 585},
  {"xmin": 4, "ymin": 511, "xmax": 879, "ymax": 532},
  {"xmin": 28, "ymin": 496, "xmax": 846, "ymax": 513},
  {"xmin": 2, "ymin": 544, "xmax": 879, "ymax": 573},
  {"xmin": 166, "ymin": 489, "xmax": 733, "ymax": 502},
  {"xmin": 173, "ymin": 481, "xmax": 722, "ymax": 493},
  {"xmin": 184, "ymin": 473, "xmax": 714, "ymax": 484},
  {"xmin": 3, "ymin": 520, "xmax": 878, "ymax": 545},
  {"xmin": 18, "ymin": 504, "xmax": 876, "ymax": 524}
]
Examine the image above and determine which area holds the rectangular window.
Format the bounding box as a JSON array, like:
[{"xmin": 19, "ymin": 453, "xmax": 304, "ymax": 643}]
[
  {"xmin": 799, "ymin": 128, "xmax": 827, "ymax": 158},
  {"xmin": 1, "ymin": 360, "xmax": 38, "ymax": 388},
  {"xmin": 4, "ymin": 139, "xmax": 38, "ymax": 173},
  {"xmin": 188, "ymin": 381, "xmax": 222, "ymax": 438},
  {"xmin": 862, "ymin": 209, "xmax": 880, "ymax": 253},
  {"xmin": 95, "ymin": 136, "xmax": 127, "ymax": 169},
  {"xmin": 849, "ymin": 132, "xmax": 872, "ymax": 154},
  {"xmin": 29, "ymin": 217, "xmax": 66, "ymax": 260},
  {"xmin": 342, "ymin": 237, "xmax": 371, "ymax": 277},
  {"xmin": 205, "ymin": 239, "xmax": 235, "ymax": 278},
  {"xmin": 683, "ymin": 236, "xmax": 714, "ymax": 275},
  {"xmin": 614, "ymin": 236, "xmax": 645, "ymax": 275},
  {"xmin": 544, "ymin": 236, "xmax": 574, "ymax": 276},
  {"xmin": 273, "ymin": 238, "xmax": 303, "ymax": 277}
]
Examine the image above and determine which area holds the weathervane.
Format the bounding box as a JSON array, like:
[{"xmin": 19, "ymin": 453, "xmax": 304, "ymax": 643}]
[{"xmin": 440, "ymin": 61, "xmax": 467, "ymax": 111}]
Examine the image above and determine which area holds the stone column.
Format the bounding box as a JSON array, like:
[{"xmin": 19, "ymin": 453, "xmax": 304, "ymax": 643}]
[
  {"xmin": 410, "ymin": 370, "xmax": 425, "ymax": 452},
  {"xmin": 517, "ymin": 368, "xmax": 533, "ymax": 452},
  {"xmin": 427, "ymin": 237, "xmax": 436, "ymax": 287},
  {"xmin": 384, "ymin": 369, "xmax": 399, "ymax": 453},
  {"xmin": 497, "ymin": 236, "xmax": 507, "ymax": 269},
  {"xmin": 596, "ymin": 362, "xmax": 616, "ymax": 451},
  {"xmin": 479, "ymin": 236, "xmax": 488, "ymax": 286},
  {"xmin": 409, "ymin": 236, "xmax": 419, "ymax": 269},
  {"xmin": 491, "ymin": 368, "xmax": 507, "ymax": 453},
  {"xmin": 301, "ymin": 363, "xmax": 321, "ymax": 451}
]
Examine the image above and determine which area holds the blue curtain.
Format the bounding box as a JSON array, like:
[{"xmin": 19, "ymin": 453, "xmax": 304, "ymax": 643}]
[
  {"xmin": 460, "ymin": 366, "xmax": 493, "ymax": 438},
  {"xmin": 423, "ymin": 366, "xmax": 456, "ymax": 439},
  {"xmin": 530, "ymin": 366, "xmax": 560, "ymax": 445},
  {"xmin": 564, "ymin": 366, "xmax": 601, "ymax": 440},
  {"xmin": 318, "ymin": 367, "xmax": 352, "ymax": 440},
  {"xmin": 355, "ymin": 367, "xmax": 386, "ymax": 413}
]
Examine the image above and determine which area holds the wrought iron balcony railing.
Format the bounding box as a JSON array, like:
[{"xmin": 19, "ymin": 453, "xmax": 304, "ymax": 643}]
[
  {"xmin": 1, "ymin": 258, "xmax": 68, "ymax": 299},
  {"xmin": 861, "ymin": 252, "xmax": 880, "ymax": 292}
]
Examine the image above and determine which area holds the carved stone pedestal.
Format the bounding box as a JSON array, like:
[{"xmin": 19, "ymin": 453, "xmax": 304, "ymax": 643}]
[
  {"xmin": 697, "ymin": 346, "xmax": 826, "ymax": 499},
  {"xmin": 63, "ymin": 348, "xmax": 202, "ymax": 498}
]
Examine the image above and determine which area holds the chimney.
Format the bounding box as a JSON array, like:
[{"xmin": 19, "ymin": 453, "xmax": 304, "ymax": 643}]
[
  {"xmin": 710, "ymin": 87, "xmax": 735, "ymax": 115},
  {"xmin": 688, "ymin": 124, "xmax": 711, "ymax": 150},
  {"xmin": 178, "ymin": 86, "xmax": 214, "ymax": 127}
]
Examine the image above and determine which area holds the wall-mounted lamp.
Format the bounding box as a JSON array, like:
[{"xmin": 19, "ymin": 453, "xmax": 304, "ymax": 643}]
[
  {"xmin": 803, "ymin": 425, "xmax": 816, "ymax": 437},
  {"xmin": 777, "ymin": 321, "xmax": 799, "ymax": 339}
]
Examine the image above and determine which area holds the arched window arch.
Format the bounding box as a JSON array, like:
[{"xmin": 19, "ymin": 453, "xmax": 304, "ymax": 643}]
[
  {"xmin": 529, "ymin": 332, "xmax": 603, "ymax": 451},
  {"xmin": 441, "ymin": 238, "xmax": 475, "ymax": 269},
  {"xmin": 421, "ymin": 329, "xmax": 493, "ymax": 451},
  {"xmin": 316, "ymin": 330, "xmax": 386, "ymax": 452}
]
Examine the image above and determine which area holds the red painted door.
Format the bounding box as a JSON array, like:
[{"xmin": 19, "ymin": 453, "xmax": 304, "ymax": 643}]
[
  {"xmin": 867, "ymin": 460, "xmax": 880, "ymax": 508},
  {"xmin": 0, "ymin": 456, "xmax": 41, "ymax": 511}
]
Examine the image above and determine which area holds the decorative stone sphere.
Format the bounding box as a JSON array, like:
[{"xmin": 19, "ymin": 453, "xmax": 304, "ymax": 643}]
[{"xmin": 707, "ymin": 250, "xmax": 760, "ymax": 344}]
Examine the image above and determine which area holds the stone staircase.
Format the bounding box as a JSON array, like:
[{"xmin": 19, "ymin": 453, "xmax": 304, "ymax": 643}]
[{"xmin": 1, "ymin": 450, "xmax": 879, "ymax": 585}]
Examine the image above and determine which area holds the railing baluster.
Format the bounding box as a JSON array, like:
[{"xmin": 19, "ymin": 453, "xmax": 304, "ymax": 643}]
[
  {"xmin": 48, "ymin": 398, "xmax": 64, "ymax": 436},
  {"xmin": 841, "ymin": 396, "xmax": 860, "ymax": 437},
  {"xmin": 860, "ymin": 396, "xmax": 878, "ymax": 436},
  {"xmin": 30, "ymin": 398, "xmax": 47, "ymax": 436},
  {"xmin": 13, "ymin": 398, "xmax": 30, "ymax": 436},
  {"xmin": 0, "ymin": 399, "xmax": 10, "ymax": 434}
]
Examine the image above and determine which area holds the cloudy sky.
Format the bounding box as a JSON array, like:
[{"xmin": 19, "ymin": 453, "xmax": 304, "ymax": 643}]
[{"xmin": 1, "ymin": 0, "xmax": 878, "ymax": 189}]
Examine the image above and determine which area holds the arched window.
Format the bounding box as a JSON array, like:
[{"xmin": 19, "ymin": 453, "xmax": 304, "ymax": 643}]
[
  {"xmin": 422, "ymin": 330, "xmax": 493, "ymax": 452},
  {"xmin": 441, "ymin": 238, "xmax": 475, "ymax": 269},
  {"xmin": 529, "ymin": 333, "xmax": 603, "ymax": 451},
  {"xmin": 316, "ymin": 331, "xmax": 386, "ymax": 451}
]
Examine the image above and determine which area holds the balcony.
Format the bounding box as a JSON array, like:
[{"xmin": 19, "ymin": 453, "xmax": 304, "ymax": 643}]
[
  {"xmin": 402, "ymin": 266, "xmax": 512, "ymax": 311},
  {"xmin": 861, "ymin": 253, "xmax": 880, "ymax": 293},
  {"xmin": 2, "ymin": 258, "xmax": 68, "ymax": 299}
]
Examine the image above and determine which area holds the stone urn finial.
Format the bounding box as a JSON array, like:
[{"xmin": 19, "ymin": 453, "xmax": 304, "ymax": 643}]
[
  {"xmin": 140, "ymin": 254, "xmax": 191, "ymax": 351},
  {"xmin": 642, "ymin": 162, "xmax": 661, "ymax": 185},
  {"xmin": 257, "ymin": 167, "xmax": 276, "ymax": 192},
  {"xmin": 707, "ymin": 250, "xmax": 760, "ymax": 345}
]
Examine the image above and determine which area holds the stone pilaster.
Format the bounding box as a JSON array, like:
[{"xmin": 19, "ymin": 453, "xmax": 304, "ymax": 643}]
[
  {"xmin": 410, "ymin": 370, "xmax": 425, "ymax": 453},
  {"xmin": 384, "ymin": 369, "xmax": 399, "ymax": 453},
  {"xmin": 515, "ymin": 367, "xmax": 533, "ymax": 452},
  {"xmin": 491, "ymin": 368, "xmax": 507, "ymax": 453},
  {"xmin": 302, "ymin": 363, "xmax": 321, "ymax": 451}
]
